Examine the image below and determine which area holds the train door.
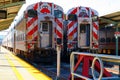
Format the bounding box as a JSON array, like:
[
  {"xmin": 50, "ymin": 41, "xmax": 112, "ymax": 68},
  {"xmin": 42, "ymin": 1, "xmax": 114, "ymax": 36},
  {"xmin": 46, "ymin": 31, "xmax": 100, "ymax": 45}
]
[
  {"xmin": 78, "ymin": 24, "xmax": 90, "ymax": 48},
  {"xmin": 39, "ymin": 21, "xmax": 52, "ymax": 48}
]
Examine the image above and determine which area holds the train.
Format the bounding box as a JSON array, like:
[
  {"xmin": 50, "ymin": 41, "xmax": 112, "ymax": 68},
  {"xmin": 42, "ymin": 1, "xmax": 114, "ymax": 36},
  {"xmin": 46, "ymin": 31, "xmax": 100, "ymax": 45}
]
[
  {"xmin": 2, "ymin": 2, "xmax": 64, "ymax": 62},
  {"xmin": 1, "ymin": 1, "xmax": 119, "ymax": 63},
  {"xmin": 65, "ymin": 6, "xmax": 99, "ymax": 53},
  {"xmin": 65, "ymin": 6, "xmax": 120, "ymax": 55}
]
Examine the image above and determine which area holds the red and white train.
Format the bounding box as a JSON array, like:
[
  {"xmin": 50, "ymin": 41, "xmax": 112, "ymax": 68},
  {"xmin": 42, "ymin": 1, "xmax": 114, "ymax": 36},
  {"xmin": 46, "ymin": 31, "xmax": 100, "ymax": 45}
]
[
  {"xmin": 65, "ymin": 6, "xmax": 120, "ymax": 55},
  {"xmin": 65, "ymin": 6, "xmax": 99, "ymax": 53},
  {"xmin": 3, "ymin": 1, "xmax": 118, "ymax": 62},
  {"xmin": 2, "ymin": 2, "xmax": 64, "ymax": 62}
]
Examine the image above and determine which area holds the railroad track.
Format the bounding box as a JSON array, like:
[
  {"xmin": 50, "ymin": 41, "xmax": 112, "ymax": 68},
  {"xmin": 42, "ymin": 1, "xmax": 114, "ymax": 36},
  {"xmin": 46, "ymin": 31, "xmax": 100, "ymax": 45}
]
[
  {"xmin": 36, "ymin": 62, "xmax": 71, "ymax": 80},
  {"xmin": 28, "ymin": 58, "xmax": 120, "ymax": 80}
]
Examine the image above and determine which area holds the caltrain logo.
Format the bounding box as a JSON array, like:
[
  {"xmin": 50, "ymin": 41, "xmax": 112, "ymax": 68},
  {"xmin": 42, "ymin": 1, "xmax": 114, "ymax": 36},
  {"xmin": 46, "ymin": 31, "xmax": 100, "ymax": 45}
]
[{"xmin": 40, "ymin": 5, "xmax": 50, "ymax": 13}]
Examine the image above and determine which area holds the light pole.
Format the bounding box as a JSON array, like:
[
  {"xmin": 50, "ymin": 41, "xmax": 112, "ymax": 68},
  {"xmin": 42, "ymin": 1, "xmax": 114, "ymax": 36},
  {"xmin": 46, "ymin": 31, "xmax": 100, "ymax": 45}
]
[
  {"xmin": 114, "ymin": 23, "xmax": 120, "ymax": 77},
  {"xmin": 115, "ymin": 24, "xmax": 119, "ymax": 56}
]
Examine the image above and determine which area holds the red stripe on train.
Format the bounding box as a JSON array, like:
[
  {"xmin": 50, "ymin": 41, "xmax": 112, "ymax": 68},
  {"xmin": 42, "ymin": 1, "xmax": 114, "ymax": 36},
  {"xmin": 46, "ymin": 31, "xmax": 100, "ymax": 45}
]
[
  {"xmin": 68, "ymin": 27, "xmax": 77, "ymax": 36},
  {"xmin": 28, "ymin": 25, "xmax": 38, "ymax": 35},
  {"xmin": 68, "ymin": 21, "xmax": 76, "ymax": 30},
  {"xmin": 27, "ymin": 17, "xmax": 38, "ymax": 28},
  {"xmin": 93, "ymin": 22, "xmax": 98, "ymax": 30},
  {"xmin": 55, "ymin": 28, "xmax": 62, "ymax": 38},
  {"xmin": 93, "ymin": 45, "xmax": 98, "ymax": 48},
  {"xmin": 93, "ymin": 31, "xmax": 98, "ymax": 40},
  {"xmin": 55, "ymin": 18, "xmax": 63, "ymax": 29},
  {"xmin": 70, "ymin": 8, "xmax": 77, "ymax": 14},
  {"xmin": 33, "ymin": 3, "xmax": 38, "ymax": 10}
]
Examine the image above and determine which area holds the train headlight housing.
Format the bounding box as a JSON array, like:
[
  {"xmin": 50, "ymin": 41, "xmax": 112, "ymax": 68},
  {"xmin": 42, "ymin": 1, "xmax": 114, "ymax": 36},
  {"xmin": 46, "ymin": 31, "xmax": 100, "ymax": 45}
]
[
  {"xmin": 92, "ymin": 15, "xmax": 98, "ymax": 22},
  {"xmin": 27, "ymin": 9, "xmax": 37, "ymax": 17}
]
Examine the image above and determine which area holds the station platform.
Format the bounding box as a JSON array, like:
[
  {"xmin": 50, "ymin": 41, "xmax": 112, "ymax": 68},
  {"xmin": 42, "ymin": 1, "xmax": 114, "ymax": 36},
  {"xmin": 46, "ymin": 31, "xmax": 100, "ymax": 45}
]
[{"xmin": 0, "ymin": 46, "xmax": 52, "ymax": 80}]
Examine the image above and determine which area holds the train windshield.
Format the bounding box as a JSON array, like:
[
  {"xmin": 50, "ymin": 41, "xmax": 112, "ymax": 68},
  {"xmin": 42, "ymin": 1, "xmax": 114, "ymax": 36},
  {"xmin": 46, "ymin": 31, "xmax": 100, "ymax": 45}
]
[
  {"xmin": 27, "ymin": 9, "xmax": 37, "ymax": 17},
  {"xmin": 42, "ymin": 22, "xmax": 49, "ymax": 32},
  {"xmin": 54, "ymin": 10, "xmax": 63, "ymax": 18},
  {"xmin": 68, "ymin": 14, "xmax": 77, "ymax": 21},
  {"xmin": 80, "ymin": 24, "xmax": 90, "ymax": 33}
]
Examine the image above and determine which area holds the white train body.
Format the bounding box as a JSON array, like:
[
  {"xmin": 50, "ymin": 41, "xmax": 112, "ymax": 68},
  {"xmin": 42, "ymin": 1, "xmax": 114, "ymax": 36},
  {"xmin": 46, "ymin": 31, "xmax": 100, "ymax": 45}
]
[
  {"xmin": 2, "ymin": 23, "xmax": 15, "ymax": 50},
  {"xmin": 66, "ymin": 6, "xmax": 99, "ymax": 51},
  {"xmin": 2, "ymin": 2, "xmax": 64, "ymax": 55}
]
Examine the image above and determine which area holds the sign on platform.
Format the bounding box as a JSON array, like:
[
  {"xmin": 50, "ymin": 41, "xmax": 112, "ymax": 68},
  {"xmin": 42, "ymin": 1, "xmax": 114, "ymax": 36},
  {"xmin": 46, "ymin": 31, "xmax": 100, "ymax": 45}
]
[{"xmin": 114, "ymin": 31, "xmax": 120, "ymax": 37}]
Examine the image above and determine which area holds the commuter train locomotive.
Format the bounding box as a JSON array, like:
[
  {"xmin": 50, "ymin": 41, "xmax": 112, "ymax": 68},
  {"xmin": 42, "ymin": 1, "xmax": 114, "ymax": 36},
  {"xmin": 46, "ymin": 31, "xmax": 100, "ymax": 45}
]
[
  {"xmin": 2, "ymin": 2, "xmax": 64, "ymax": 62},
  {"xmin": 65, "ymin": 6, "xmax": 99, "ymax": 53}
]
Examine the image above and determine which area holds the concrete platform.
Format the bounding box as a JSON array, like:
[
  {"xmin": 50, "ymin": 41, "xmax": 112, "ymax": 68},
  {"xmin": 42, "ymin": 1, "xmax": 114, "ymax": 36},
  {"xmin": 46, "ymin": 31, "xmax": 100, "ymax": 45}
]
[{"xmin": 0, "ymin": 47, "xmax": 52, "ymax": 80}]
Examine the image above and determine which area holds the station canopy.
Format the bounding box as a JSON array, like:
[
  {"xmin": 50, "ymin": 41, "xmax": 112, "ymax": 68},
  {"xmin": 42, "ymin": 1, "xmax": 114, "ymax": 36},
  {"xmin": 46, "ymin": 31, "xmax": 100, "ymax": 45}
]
[
  {"xmin": 99, "ymin": 11, "xmax": 120, "ymax": 28},
  {"xmin": 0, "ymin": 0, "xmax": 24, "ymax": 30}
]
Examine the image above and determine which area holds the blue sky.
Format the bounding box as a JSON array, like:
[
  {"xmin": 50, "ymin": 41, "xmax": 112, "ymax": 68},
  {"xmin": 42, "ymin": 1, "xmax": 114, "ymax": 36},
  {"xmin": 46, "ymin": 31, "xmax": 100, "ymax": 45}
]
[{"xmin": 0, "ymin": 0, "xmax": 120, "ymax": 38}]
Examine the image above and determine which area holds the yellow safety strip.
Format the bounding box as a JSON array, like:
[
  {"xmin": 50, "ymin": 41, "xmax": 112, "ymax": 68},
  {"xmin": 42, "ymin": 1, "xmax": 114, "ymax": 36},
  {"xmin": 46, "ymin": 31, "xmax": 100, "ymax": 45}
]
[
  {"xmin": 10, "ymin": 54, "xmax": 52, "ymax": 80},
  {"xmin": 5, "ymin": 55, "xmax": 24, "ymax": 80},
  {"xmin": 2, "ymin": 47, "xmax": 52, "ymax": 80}
]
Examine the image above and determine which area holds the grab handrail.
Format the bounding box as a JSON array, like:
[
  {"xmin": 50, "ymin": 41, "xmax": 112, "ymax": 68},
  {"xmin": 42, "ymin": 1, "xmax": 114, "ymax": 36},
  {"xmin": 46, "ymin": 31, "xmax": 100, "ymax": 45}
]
[{"xmin": 70, "ymin": 52, "xmax": 120, "ymax": 80}]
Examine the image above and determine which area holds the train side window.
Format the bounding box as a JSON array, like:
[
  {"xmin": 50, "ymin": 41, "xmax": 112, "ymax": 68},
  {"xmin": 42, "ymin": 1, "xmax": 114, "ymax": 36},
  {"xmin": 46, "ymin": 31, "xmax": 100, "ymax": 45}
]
[
  {"xmin": 80, "ymin": 25, "xmax": 86, "ymax": 33},
  {"xmin": 42, "ymin": 22, "xmax": 49, "ymax": 32},
  {"xmin": 22, "ymin": 34, "xmax": 24, "ymax": 40},
  {"xmin": 18, "ymin": 35, "xmax": 20, "ymax": 41},
  {"xmin": 100, "ymin": 38, "xmax": 105, "ymax": 42},
  {"xmin": 21, "ymin": 34, "xmax": 23, "ymax": 40},
  {"xmin": 106, "ymin": 38, "xmax": 111, "ymax": 43},
  {"xmin": 112, "ymin": 37, "xmax": 115, "ymax": 42},
  {"xmin": 17, "ymin": 36, "xmax": 18, "ymax": 41},
  {"xmin": 28, "ymin": 9, "xmax": 37, "ymax": 17},
  {"xmin": 54, "ymin": 10, "xmax": 63, "ymax": 18},
  {"xmin": 24, "ymin": 34, "xmax": 25, "ymax": 40},
  {"xmin": 19, "ymin": 34, "xmax": 21, "ymax": 41},
  {"xmin": 21, "ymin": 34, "xmax": 22, "ymax": 40},
  {"xmin": 68, "ymin": 14, "xmax": 77, "ymax": 21},
  {"xmin": 111, "ymin": 37, "xmax": 120, "ymax": 42}
]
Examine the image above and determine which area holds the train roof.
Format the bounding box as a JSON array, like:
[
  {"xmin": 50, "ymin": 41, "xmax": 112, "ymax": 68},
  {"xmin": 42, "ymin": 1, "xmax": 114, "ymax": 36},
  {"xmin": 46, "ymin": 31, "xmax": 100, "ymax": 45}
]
[
  {"xmin": 66, "ymin": 6, "xmax": 99, "ymax": 16},
  {"xmin": 26, "ymin": 2, "xmax": 63, "ymax": 10}
]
